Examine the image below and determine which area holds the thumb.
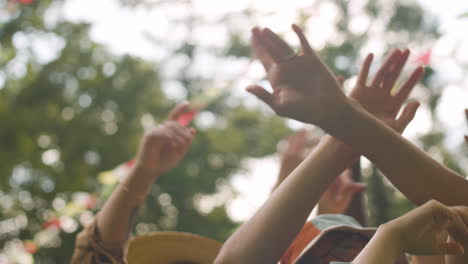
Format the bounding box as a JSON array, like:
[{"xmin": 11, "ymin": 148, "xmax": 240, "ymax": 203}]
[
  {"xmin": 348, "ymin": 182, "xmax": 366, "ymax": 194},
  {"xmin": 337, "ymin": 183, "xmax": 366, "ymax": 202},
  {"xmin": 246, "ymin": 85, "xmax": 275, "ymax": 109},
  {"xmin": 396, "ymin": 101, "xmax": 420, "ymax": 133},
  {"xmin": 168, "ymin": 101, "xmax": 190, "ymax": 121}
]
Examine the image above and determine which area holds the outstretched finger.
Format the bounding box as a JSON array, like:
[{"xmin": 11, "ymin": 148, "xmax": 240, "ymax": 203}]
[
  {"xmin": 251, "ymin": 27, "xmax": 275, "ymax": 71},
  {"xmin": 342, "ymin": 171, "xmax": 366, "ymax": 191},
  {"xmin": 356, "ymin": 53, "xmax": 374, "ymax": 88},
  {"xmin": 292, "ymin": 24, "xmax": 314, "ymax": 55},
  {"xmin": 168, "ymin": 101, "xmax": 190, "ymax": 121},
  {"xmin": 394, "ymin": 66, "xmax": 425, "ymax": 105},
  {"xmin": 345, "ymin": 182, "xmax": 366, "ymax": 197},
  {"xmin": 246, "ymin": 85, "xmax": 276, "ymax": 109},
  {"xmin": 395, "ymin": 101, "xmax": 420, "ymax": 133},
  {"xmin": 382, "ymin": 49, "xmax": 410, "ymax": 92},
  {"xmin": 261, "ymin": 28, "xmax": 295, "ymax": 63},
  {"xmin": 370, "ymin": 49, "xmax": 401, "ymax": 88}
]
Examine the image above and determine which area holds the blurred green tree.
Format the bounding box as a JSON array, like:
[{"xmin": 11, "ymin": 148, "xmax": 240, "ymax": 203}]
[
  {"xmin": 0, "ymin": 0, "xmax": 291, "ymax": 262},
  {"xmin": 0, "ymin": 0, "xmax": 467, "ymax": 263}
]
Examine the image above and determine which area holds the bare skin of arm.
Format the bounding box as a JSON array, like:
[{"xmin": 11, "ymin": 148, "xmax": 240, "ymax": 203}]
[
  {"xmin": 273, "ymin": 119, "xmax": 366, "ymax": 224},
  {"xmin": 215, "ymin": 135, "xmax": 359, "ymax": 264},
  {"xmin": 354, "ymin": 200, "xmax": 468, "ymax": 264},
  {"xmin": 215, "ymin": 32, "xmax": 420, "ymax": 264},
  {"xmin": 95, "ymin": 103, "xmax": 195, "ymax": 255},
  {"xmin": 246, "ymin": 24, "xmax": 468, "ymax": 207}
]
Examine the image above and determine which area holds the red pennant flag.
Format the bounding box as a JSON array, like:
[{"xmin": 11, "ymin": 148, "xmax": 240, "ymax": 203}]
[
  {"xmin": 23, "ymin": 241, "xmax": 38, "ymax": 254},
  {"xmin": 415, "ymin": 49, "xmax": 432, "ymax": 66},
  {"xmin": 42, "ymin": 218, "xmax": 61, "ymax": 229},
  {"xmin": 15, "ymin": 0, "xmax": 34, "ymax": 4},
  {"xmin": 176, "ymin": 109, "xmax": 198, "ymax": 126}
]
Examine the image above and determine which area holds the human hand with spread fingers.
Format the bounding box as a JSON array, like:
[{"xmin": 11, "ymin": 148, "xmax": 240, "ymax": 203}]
[
  {"xmin": 349, "ymin": 49, "xmax": 423, "ymax": 133},
  {"xmin": 215, "ymin": 26, "xmax": 426, "ymax": 264},
  {"xmin": 247, "ymin": 25, "xmax": 347, "ymax": 127},
  {"xmin": 250, "ymin": 25, "xmax": 422, "ymax": 134},
  {"xmin": 247, "ymin": 24, "xmax": 467, "ymax": 207}
]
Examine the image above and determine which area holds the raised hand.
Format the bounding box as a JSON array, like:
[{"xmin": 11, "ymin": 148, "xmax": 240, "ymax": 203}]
[
  {"xmin": 350, "ymin": 50, "xmax": 425, "ymax": 133},
  {"xmin": 386, "ymin": 200, "xmax": 468, "ymax": 256},
  {"xmin": 318, "ymin": 169, "xmax": 366, "ymax": 215},
  {"xmin": 134, "ymin": 102, "xmax": 195, "ymax": 179},
  {"xmin": 353, "ymin": 200, "xmax": 468, "ymax": 264},
  {"xmin": 247, "ymin": 25, "xmax": 347, "ymax": 127}
]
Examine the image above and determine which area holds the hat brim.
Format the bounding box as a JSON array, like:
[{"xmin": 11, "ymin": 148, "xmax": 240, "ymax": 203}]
[
  {"xmin": 127, "ymin": 231, "xmax": 222, "ymax": 264},
  {"xmin": 293, "ymin": 225, "xmax": 377, "ymax": 263}
]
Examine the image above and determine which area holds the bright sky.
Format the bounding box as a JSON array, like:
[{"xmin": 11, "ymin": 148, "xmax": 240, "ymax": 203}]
[{"xmin": 57, "ymin": 0, "xmax": 468, "ymax": 222}]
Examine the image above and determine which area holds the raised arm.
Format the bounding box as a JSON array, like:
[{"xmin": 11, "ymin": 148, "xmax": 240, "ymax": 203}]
[
  {"xmin": 214, "ymin": 133, "xmax": 361, "ymax": 264},
  {"xmin": 97, "ymin": 103, "xmax": 194, "ymax": 249},
  {"xmin": 214, "ymin": 29, "xmax": 418, "ymax": 264},
  {"xmin": 247, "ymin": 24, "xmax": 468, "ymax": 206},
  {"xmin": 273, "ymin": 130, "xmax": 366, "ymax": 222},
  {"xmin": 72, "ymin": 103, "xmax": 195, "ymax": 262}
]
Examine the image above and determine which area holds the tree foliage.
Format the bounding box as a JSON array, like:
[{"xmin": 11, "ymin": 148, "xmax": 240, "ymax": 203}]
[{"xmin": 0, "ymin": 0, "xmax": 466, "ymax": 263}]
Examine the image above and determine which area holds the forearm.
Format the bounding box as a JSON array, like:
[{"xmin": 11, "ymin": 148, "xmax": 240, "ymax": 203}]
[
  {"xmin": 272, "ymin": 165, "xmax": 294, "ymax": 191},
  {"xmin": 215, "ymin": 136, "xmax": 356, "ymax": 264},
  {"xmin": 96, "ymin": 168, "xmax": 156, "ymax": 249},
  {"xmin": 353, "ymin": 224, "xmax": 402, "ymax": 264},
  {"xmin": 326, "ymin": 99, "xmax": 468, "ymax": 206}
]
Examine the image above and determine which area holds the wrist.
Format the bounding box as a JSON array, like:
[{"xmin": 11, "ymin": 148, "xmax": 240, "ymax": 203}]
[
  {"xmin": 317, "ymin": 204, "xmax": 334, "ymax": 215},
  {"xmin": 120, "ymin": 167, "xmax": 159, "ymax": 205},
  {"xmin": 316, "ymin": 134, "xmax": 359, "ymax": 168},
  {"xmin": 314, "ymin": 96, "xmax": 354, "ymax": 131},
  {"xmin": 353, "ymin": 223, "xmax": 403, "ymax": 264},
  {"xmin": 321, "ymin": 134, "xmax": 359, "ymax": 162},
  {"xmin": 132, "ymin": 162, "xmax": 163, "ymax": 182},
  {"xmin": 378, "ymin": 222, "xmax": 405, "ymax": 253}
]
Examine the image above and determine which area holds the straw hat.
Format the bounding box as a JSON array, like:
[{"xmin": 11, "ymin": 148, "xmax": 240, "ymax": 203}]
[{"xmin": 127, "ymin": 231, "xmax": 222, "ymax": 264}]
